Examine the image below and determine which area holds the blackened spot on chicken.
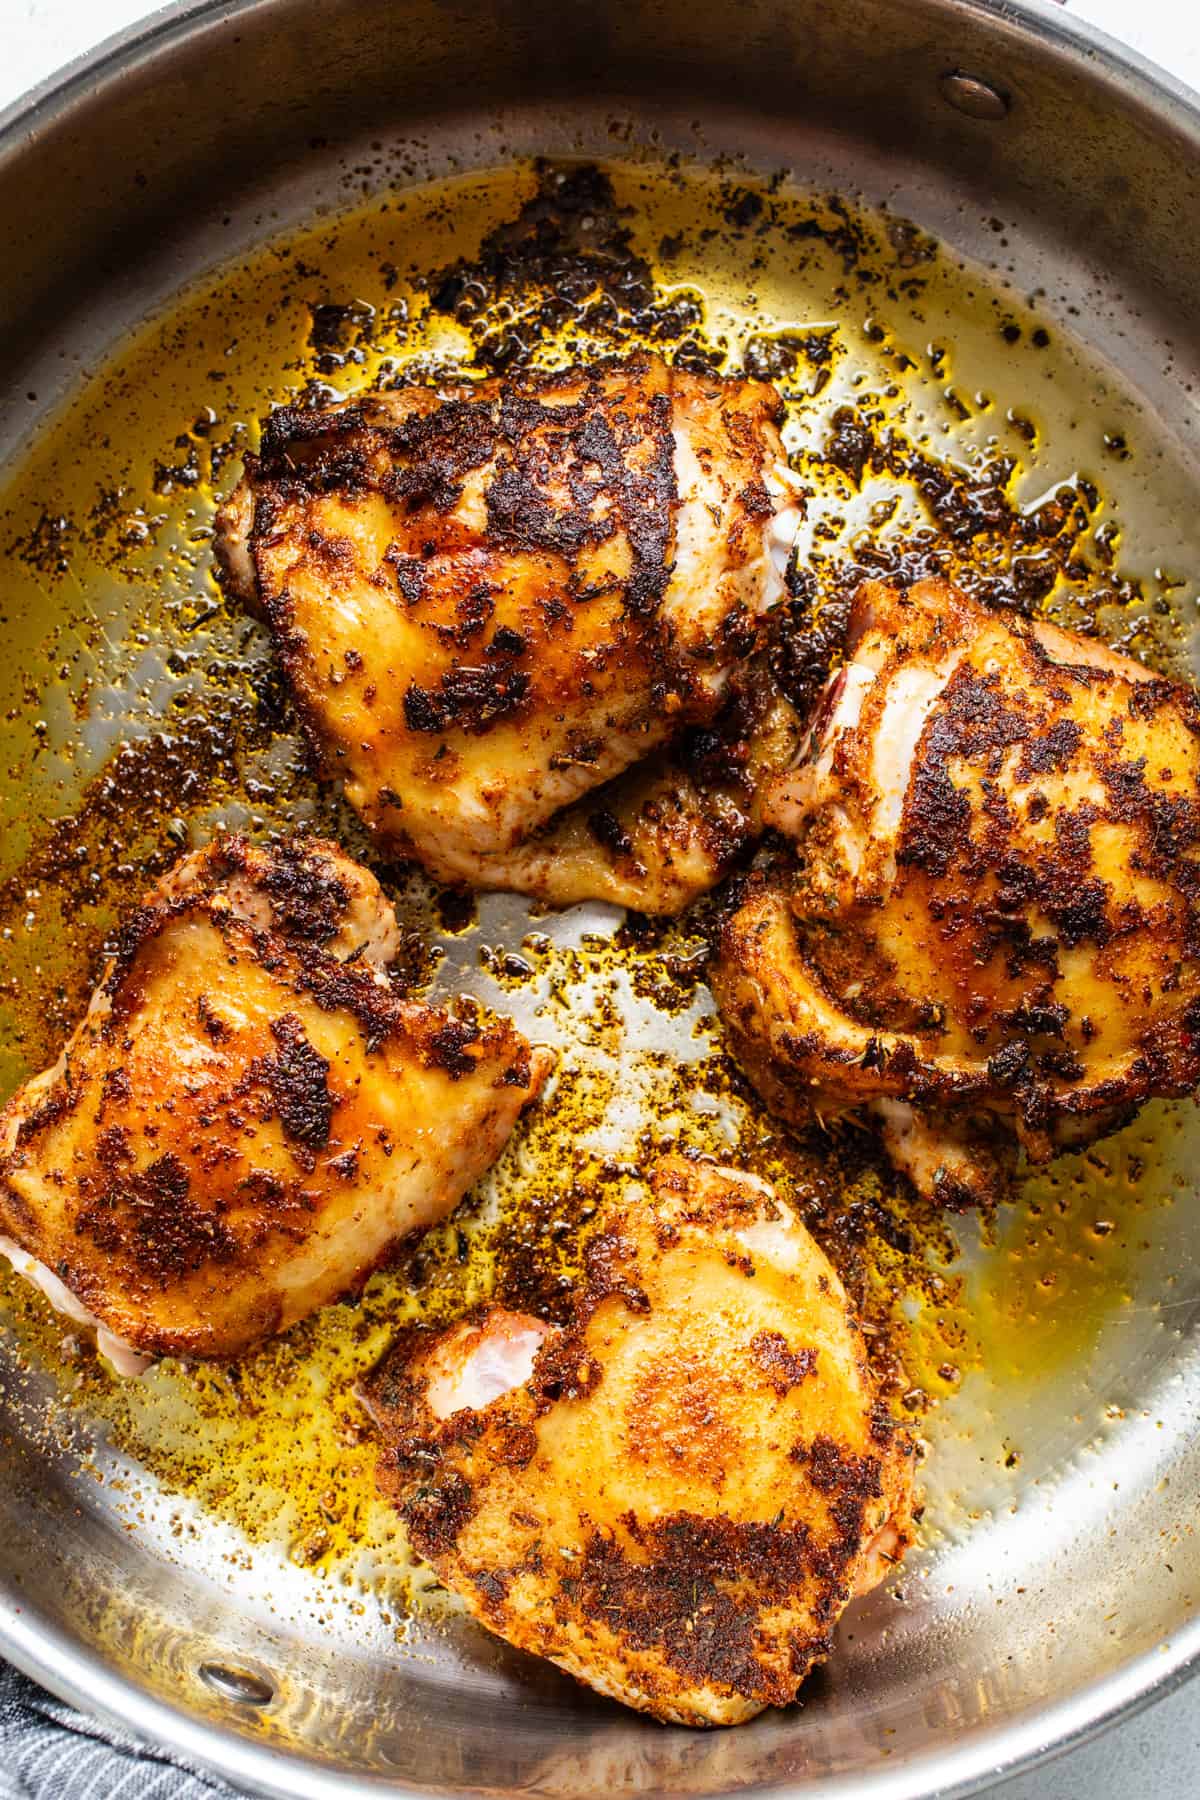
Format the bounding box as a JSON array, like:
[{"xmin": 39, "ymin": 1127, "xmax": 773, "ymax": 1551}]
[
  {"xmin": 750, "ymin": 1329, "xmax": 818, "ymax": 1394},
  {"xmin": 539, "ymin": 593, "xmax": 572, "ymax": 633},
  {"xmin": 719, "ymin": 603, "xmax": 759, "ymax": 665},
  {"xmin": 102, "ymin": 903, "xmax": 160, "ymax": 1002},
  {"xmin": 304, "ymin": 529, "xmax": 357, "ymax": 578},
  {"xmin": 385, "ymin": 548, "xmax": 427, "ymax": 603},
  {"xmin": 99, "ymin": 1065, "xmax": 132, "ymax": 1113},
  {"xmin": 737, "ymin": 479, "xmax": 774, "ymax": 521},
  {"xmin": 494, "ymin": 1424, "xmax": 538, "ymax": 1468},
  {"xmin": 529, "ymin": 1327, "xmax": 604, "ymax": 1408},
  {"xmin": 1100, "ymin": 754, "xmax": 1153, "ymax": 815},
  {"xmin": 403, "ymin": 666, "xmax": 532, "ymax": 736},
  {"xmin": 436, "ymin": 584, "xmax": 497, "ymax": 649},
  {"xmin": 471, "ymin": 1568, "xmax": 513, "ymax": 1611},
  {"xmin": 253, "ymin": 838, "xmax": 352, "ymax": 946},
  {"xmin": 1048, "ymin": 877, "xmax": 1111, "ymax": 948},
  {"xmin": 382, "ymin": 398, "xmax": 499, "ymax": 512},
  {"xmin": 901, "ymin": 677, "xmax": 1027, "ymax": 873},
  {"xmin": 425, "ymin": 1018, "xmax": 482, "ymax": 1078},
  {"xmin": 95, "ymin": 1124, "xmax": 133, "ymax": 1172},
  {"xmin": 291, "ymin": 949, "xmax": 404, "ymax": 1053},
  {"xmin": 567, "ymin": 1512, "xmax": 843, "ymax": 1705},
  {"xmin": 484, "ymin": 371, "xmax": 678, "ymax": 621},
  {"xmin": 792, "ymin": 1434, "xmax": 883, "ymax": 1502},
  {"xmin": 402, "ymin": 683, "xmax": 442, "ymax": 733},
  {"xmin": 257, "ymin": 401, "xmax": 370, "ymax": 470},
  {"xmin": 901, "ymin": 670, "xmax": 1067, "ymax": 881},
  {"xmin": 80, "ymin": 1152, "xmax": 239, "ymax": 1277},
  {"xmin": 987, "ymin": 1040, "xmax": 1031, "ymax": 1089},
  {"xmin": 237, "ymin": 1168, "xmax": 289, "ymax": 1212},
  {"xmin": 489, "ymin": 625, "xmax": 526, "ymax": 657},
  {"xmin": 1143, "ymin": 790, "xmax": 1200, "ymax": 875},
  {"xmin": 261, "ymin": 1013, "xmax": 334, "ymax": 1149},
  {"xmin": 252, "ymin": 409, "xmax": 378, "ymax": 501},
  {"xmin": 1038, "ymin": 1045, "xmax": 1086, "ymax": 1081},
  {"xmin": 497, "ymin": 1043, "xmax": 535, "ymax": 1090},
  {"xmin": 197, "ymin": 993, "xmax": 232, "ymax": 1044},
  {"xmin": 999, "ymin": 997, "xmax": 1070, "ymax": 1038},
  {"xmin": 486, "ymin": 402, "xmax": 613, "ymax": 557},
  {"xmin": 898, "ymin": 760, "xmax": 969, "ymax": 880},
  {"xmin": 587, "ymin": 806, "xmax": 635, "ymax": 860},
  {"xmin": 403, "ymin": 1470, "xmax": 476, "ymax": 1560},
  {"xmin": 1128, "ymin": 678, "xmax": 1189, "ymax": 724},
  {"xmin": 13, "ymin": 1083, "xmax": 71, "ymax": 1148},
  {"xmin": 1017, "ymin": 717, "xmax": 1081, "ymax": 779}
]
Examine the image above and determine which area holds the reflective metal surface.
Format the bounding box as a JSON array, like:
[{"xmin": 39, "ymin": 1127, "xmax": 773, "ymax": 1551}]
[{"xmin": 1, "ymin": 2, "xmax": 1199, "ymax": 1796}]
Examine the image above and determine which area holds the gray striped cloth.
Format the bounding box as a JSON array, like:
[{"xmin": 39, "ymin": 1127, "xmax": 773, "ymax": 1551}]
[{"xmin": 0, "ymin": 1665, "xmax": 238, "ymax": 1800}]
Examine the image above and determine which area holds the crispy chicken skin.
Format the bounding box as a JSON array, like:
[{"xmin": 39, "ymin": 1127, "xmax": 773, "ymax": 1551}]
[
  {"xmin": 712, "ymin": 577, "xmax": 1200, "ymax": 1205},
  {"xmin": 0, "ymin": 836, "xmax": 549, "ymax": 1369},
  {"xmin": 363, "ymin": 1155, "xmax": 915, "ymax": 1727},
  {"xmin": 215, "ymin": 354, "xmax": 801, "ymax": 905}
]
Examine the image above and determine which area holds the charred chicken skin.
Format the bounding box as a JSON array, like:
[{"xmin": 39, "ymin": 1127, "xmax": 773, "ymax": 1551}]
[
  {"xmin": 712, "ymin": 577, "xmax": 1200, "ymax": 1205},
  {"xmin": 0, "ymin": 836, "xmax": 549, "ymax": 1370},
  {"xmin": 364, "ymin": 1154, "xmax": 915, "ymax": 1727},
  {"xmin": 215, "ymin": 353, "xmax": 802, "ymax": 909}
]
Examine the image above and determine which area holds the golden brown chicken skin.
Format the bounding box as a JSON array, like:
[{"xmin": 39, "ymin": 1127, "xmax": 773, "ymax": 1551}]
[
  {"xmin": 215, "ymin": 354, "xmax": 802, "ymax": 906},
  {"xmin": 474, "ymin": 665, "xmax": 805, "ymax": 913},
  {"xmin": 0, "ymin": 836, "xmax": 549, "ymax": 1369},
  {"xmin": 712, "ymin": 577, "xmax": 1200, "ymax": 1205},
  {"xmin": 364, "ymin": 1155, "xmax": 915, "ymax": 1727}
]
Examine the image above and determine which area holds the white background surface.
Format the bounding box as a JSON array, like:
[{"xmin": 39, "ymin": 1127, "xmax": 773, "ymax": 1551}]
[{"xmin": 1, "ymin": 0, "xmax": 1199, "ymax": 1795}]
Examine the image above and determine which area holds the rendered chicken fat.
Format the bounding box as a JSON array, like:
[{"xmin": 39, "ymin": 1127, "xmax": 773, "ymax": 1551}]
[{"xmin": 365, "ymin": 1156, "xmax": 915, "ymax": 1727}]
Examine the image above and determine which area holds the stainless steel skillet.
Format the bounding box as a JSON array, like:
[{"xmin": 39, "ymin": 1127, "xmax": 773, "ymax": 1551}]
[{"xmin": 1, "ymin": 1, "xmax": 1200, "ymax": 1796}]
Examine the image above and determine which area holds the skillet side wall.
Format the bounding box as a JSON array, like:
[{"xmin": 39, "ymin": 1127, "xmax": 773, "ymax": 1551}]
[{"xmin": 1, "ymin": 0, "xmax": 1199, "ymax": 412}]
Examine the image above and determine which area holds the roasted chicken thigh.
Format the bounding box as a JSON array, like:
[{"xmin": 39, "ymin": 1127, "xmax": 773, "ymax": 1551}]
[
  {"xmin": 364, "ymin": 1154, "xmax": 915, "ymax": 1726},
  {"xmin": 216, "ymin": 354, "xmax": 801, "ymax": 907},
  {"xmin": 0, "ymin": 836, "xmax": 548, "ymax": 1369},
  {"xmin": 713, "ymin": 578, "xmax": 1200, "ymax": 1205}
]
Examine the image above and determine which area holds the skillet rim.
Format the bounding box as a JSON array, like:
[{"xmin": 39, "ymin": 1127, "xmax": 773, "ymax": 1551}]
[{"xmin": 1, "ymin": 0, "xmax": 1199, "ymax": 1794}]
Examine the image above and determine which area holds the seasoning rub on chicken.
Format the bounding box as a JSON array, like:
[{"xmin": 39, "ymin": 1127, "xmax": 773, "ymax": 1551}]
[
  {"xmin": 364, "ymin": 1154, "xmax": 915, "ymax": 1726},
  {"xmin": 0, "ymin": 836, "xmax": 549, "ymax": 1371},
  {"xmin": 713, "ymin": 577, "xmax": 1200, "ymax": 1206},
  {"xmin": 216, "ymin": 353, "xmax": 802, "ymax": 911}
]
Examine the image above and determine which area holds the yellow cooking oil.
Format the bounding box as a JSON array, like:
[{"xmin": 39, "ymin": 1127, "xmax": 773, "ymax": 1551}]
[{"xmin": 0, "ymin": 155, "xmax": 1186, "ymax": 1588}]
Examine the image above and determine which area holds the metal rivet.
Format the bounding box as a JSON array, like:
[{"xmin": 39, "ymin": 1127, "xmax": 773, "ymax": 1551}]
[
  {"xmin": 198, "ymin": 1661, "xmax": 275, "ymax": 1707},
  {"xmin": 939, "ymin": 71, "xmax": 1010, "ymax": 120}
]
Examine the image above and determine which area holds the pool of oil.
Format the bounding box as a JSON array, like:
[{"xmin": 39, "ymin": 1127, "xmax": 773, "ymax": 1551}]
[{"xmin": 0, "ymin": 156, "xmax": 1194, "ymax": 1640}]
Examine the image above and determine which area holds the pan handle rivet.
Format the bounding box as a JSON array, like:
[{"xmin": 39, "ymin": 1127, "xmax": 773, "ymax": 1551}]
[
  {"xmin": 939, "ymin": 71, "xmax": 1010, "ymax": 119},
  {"xmin": 199, "ymin": 1661, "xmax": 275, "ymax": 1707}
]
